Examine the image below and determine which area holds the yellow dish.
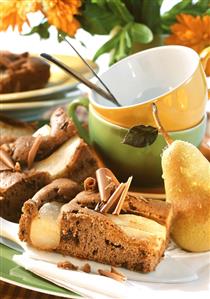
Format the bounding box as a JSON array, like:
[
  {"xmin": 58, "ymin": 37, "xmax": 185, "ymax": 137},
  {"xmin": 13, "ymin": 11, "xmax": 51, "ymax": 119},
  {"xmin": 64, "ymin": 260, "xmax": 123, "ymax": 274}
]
[{"xmin": 89, "ymin": 46, "xmax": 209, "ymax": 131}]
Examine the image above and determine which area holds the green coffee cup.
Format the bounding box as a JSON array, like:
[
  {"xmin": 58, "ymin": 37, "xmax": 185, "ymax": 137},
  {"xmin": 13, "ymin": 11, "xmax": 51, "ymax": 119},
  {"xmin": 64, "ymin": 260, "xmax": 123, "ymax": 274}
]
[{"xmin": 68, "ymin": 98, "xmax": 206, "ymax": 187}]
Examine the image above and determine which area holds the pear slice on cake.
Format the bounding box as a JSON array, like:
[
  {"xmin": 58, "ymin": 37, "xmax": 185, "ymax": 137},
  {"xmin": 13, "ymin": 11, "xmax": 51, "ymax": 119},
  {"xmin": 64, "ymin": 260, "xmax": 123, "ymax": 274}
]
[{"xmin": 152, "ymin": 103, "xmax": 210, "ymax": 252}]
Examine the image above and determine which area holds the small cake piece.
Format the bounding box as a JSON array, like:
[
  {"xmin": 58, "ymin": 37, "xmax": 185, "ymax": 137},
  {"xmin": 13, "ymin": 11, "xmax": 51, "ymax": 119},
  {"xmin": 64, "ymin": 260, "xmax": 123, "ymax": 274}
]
[
  {"xmin": 33, "ymin": 136, "xmax": 99, "ymax": 183},
  {"xmin": 19, "ymin": 187, "xmax": 172, "ymax": 273},
  {"xmin": 0, "ymin": 169, "xmax": 50, "ymax": 222},
  {"xmin": 0, "ymin": 108, "xmax": 99, "ymax": 222},
  {"xmin": 0, "ymin": 114, "xmax": 36, "ymax": 145},
  {"xmin": 0, "ymin": 51, "xmax": 50, "ymax": 93},
  {"xmin": 3, "ymin": 107, "xmax": 77, "ymax": 166},
  {"xmin": 19, "ymin": 179, "xmax": 82, "ymax": 248}
]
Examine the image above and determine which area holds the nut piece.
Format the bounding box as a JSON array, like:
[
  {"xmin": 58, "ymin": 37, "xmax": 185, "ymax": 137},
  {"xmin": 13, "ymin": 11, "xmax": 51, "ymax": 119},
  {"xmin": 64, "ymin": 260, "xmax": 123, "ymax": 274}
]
[
  {"xmin": 81, "ymin": 263, "xmax": 91, "ymax": 273},
  {"xmin": 98, "ymin": 268, "xmax": 126, "ymax": 282},
  {"xmin": 57, "ymin": 261, "xmax": 78, "ymax": 270}
]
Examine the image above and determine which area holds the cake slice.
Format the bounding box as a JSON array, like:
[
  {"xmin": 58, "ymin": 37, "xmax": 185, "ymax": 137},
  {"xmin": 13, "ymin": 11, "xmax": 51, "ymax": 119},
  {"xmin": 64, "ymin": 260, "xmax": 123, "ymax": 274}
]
[
  {"xmin": 0, "ymin": 108, "xmax": 100, "ymax": 222},
  {"xmin": 0, "ymin": 51, "xmax": 50, "ymax": 93},
  {"xmin": 0, "ymin": 114, "xmax": 36, "ymax": 145},
  {"xmin": 0, "ymin": 169, "xmax": 50, "ymax": 222},
  {"xmin": 19, "ymin": 184, "xmax": 172, "ymax": 273},
  {"xmin": 33, "ymin": 136, "xmax": 99, "ymax": 183}
]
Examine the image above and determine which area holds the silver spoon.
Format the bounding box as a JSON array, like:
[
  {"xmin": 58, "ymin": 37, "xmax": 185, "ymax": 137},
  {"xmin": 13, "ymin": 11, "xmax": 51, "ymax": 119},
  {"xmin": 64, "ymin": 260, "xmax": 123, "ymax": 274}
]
[
  {"xmin": 62, "ymin": 36, "xmax": 119, "ymax": 105},
  {"xmin": 40, "ymin": 53, "xmax": 121, "ymax": 107}
]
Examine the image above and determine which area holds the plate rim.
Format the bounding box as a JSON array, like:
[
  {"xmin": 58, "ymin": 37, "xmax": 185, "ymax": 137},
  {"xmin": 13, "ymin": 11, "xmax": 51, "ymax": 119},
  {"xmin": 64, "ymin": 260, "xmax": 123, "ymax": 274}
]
[
  {"xmin": 0, "ymin": 54, "xmax": 98, "ymax": 102},
  {"xmin": 0, "ymin": 244, "xmax": 81, "ymax": 299}
]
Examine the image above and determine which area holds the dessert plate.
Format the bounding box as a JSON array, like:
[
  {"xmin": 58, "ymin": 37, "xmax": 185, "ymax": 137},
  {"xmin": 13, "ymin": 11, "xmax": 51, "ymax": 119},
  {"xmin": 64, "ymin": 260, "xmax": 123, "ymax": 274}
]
[
  {"xmin": 0, "ymin": 244, "xmax": 79, "ymax": 299},
  {"xmin": 0, "ymin": 54, "xmax": 98, "ymax": 103},
  {"xmin": 1, "ymin": 216, "xmax": 210, "ymax": 298},
  {"xmin": 0, "ymin": 89, "xmax": 83, "ymax": 121}
]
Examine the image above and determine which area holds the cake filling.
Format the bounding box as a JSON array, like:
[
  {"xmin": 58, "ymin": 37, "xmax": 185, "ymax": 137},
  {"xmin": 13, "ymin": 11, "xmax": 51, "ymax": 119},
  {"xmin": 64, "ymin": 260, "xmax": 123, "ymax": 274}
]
[
  {"xmin": 108, "ymin": 214, "xmax": 166, "ymax": 241},
  {"xmin": 30, "ymin": 201, "xmax": 62, "ymax": 250}
]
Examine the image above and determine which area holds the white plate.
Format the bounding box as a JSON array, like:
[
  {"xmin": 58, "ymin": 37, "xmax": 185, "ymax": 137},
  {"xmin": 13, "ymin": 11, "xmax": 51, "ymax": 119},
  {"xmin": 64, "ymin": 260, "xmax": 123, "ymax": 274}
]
[
  {"xmin": 0, "ymin": 90, "xmax": 83, "ymax": 121},
  {"xmin": 0, "ymin": 54, "xmax": 97, "ymax": 102}
]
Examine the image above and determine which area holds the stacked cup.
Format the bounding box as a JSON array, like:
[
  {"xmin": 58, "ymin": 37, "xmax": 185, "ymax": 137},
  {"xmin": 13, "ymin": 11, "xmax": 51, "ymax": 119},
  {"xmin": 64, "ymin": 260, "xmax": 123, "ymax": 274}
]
[{"xmin": 69, "ymin": 45, "xmax": 210, "ymax": 187}]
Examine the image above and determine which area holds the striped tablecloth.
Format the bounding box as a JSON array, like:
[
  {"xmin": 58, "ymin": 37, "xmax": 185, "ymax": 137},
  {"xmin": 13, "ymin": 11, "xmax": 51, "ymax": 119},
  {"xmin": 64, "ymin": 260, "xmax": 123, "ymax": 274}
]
[{"xmin": 0, "ymin": 281, "xmax": 69, "ymax": 299}]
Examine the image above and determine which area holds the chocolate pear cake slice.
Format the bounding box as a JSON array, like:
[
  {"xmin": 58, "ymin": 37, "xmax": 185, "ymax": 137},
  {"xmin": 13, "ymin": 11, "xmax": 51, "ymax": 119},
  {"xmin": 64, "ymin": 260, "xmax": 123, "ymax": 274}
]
[
  {"xmin": 0, "ymin": 169, "xmax": 50, "ymax": 222},
  {"xmin": 0, "ymin": 108, "xmax": 100, "ymax": 222},
  {"xmin": 19, "ymin": 180, "xmax": 172, "ymax": 273}
]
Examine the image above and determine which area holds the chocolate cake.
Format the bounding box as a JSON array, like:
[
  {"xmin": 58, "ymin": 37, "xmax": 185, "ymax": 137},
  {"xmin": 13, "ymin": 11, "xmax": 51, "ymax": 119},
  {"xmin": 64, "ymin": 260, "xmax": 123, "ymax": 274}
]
[
  {"xmin": 19, "ymin": 171, "xmax": 172, "ymax": 273},
  {"xmin": 0, "ymin": 51, "xmax": 50, "ymax": 93},
  {"xmin": 0, "ymin": 169, "xmax": 50, "ymax": 222},
  {"xmin": 0, "ymin": 114, "xmax": 35, "ymax": 145},
  {"xmin": 0, "ymin": 108, "xmax": 100, "ymax": 222}
]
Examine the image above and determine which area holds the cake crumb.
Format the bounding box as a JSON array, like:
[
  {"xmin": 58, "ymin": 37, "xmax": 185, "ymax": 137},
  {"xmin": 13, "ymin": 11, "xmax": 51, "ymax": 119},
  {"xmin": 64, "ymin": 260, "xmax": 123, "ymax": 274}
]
[
  {"xmin": 57, "ymin": 261, "xmax": 78, "ymax": 270},
  {"xmin": 98, "ymin": 268, "xmax": 126, "ymax": 282},
  {"xmin": 81, "ymin": 263, "xmax": 91, "ymax": 273}
]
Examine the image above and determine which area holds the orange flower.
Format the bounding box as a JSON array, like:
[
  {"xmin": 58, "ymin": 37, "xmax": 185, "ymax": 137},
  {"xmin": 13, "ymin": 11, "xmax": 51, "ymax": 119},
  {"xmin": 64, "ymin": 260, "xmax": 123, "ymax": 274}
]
[
  {"xmin": 0, "ymin": 0, "xmax": 41, "ymax": 32},
  {"xmin": 165, "ymin": 14, "xmax": 210, "ymax": 75},
  {"xmin": 0, "ymin": 0, "xmax": 81, "ymax": 37},
  {"xmin": 41, "ymin": 0, "xmax": 81, "ymax": 36}
]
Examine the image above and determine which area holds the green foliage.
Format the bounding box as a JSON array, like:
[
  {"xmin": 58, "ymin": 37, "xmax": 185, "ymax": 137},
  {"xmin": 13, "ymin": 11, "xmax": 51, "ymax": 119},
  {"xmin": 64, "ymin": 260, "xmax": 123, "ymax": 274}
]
[
  {"xmin": 93, "ymin": 22, "xmax": 153, "ymax": 64},
  {"xmin": 26, "ymin": 0, "xmax": 210, "ymax": 64},
  {"xmin": 24, "ymin": 20, "xmax": 50, "ymax": 39}
]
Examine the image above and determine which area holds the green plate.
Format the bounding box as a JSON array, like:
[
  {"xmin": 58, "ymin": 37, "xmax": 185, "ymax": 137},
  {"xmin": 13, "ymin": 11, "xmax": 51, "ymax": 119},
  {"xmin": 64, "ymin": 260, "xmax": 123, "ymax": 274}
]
[{"xmin": 0, "ymin": 244, "xmax": 81, "ymax": 298}]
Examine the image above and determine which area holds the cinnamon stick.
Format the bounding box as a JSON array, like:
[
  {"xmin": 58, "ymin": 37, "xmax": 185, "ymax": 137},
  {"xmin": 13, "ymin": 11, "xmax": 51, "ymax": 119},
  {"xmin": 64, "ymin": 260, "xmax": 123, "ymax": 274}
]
[
  {"xmin": 113, "ymin": 176, "xmax": 133, "ymax": 215},
  {"xmin": 27, "ymin": 136, "xmax": 42, "ymax": 169},
  {"xmin": 84, "ymin": 177, "xmax": 97, "ymax": 192},
  {"xmin": 100, "ymin": 183, "xmax": 125, "ymax": 213}
]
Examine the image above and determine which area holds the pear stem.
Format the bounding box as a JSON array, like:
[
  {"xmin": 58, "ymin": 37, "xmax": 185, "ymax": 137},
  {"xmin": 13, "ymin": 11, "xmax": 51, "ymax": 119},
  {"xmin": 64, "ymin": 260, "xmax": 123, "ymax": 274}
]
[{"xmin": 152, "ymin": 103, "xmax": 173, "ymax": 146}]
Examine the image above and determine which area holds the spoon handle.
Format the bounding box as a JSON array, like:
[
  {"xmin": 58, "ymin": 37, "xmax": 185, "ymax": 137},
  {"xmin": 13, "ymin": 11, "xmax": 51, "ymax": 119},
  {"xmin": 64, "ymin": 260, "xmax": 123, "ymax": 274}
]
[{"xmin": 41, "ymin": 53, "xmax": 120, "ymax": 106}]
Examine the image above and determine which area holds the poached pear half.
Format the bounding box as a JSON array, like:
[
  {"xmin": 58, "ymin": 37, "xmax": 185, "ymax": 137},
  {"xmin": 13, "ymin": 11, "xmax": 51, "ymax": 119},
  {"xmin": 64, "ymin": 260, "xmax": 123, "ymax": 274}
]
[{"xmin": 162, "ymin": 140, "xmax": 210, "ymax": 252}]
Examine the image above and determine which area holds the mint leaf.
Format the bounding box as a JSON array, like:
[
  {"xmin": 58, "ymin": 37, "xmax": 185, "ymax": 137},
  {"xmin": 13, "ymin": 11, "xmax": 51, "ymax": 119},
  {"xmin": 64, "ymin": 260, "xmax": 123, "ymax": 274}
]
[{"xmin": 122, "ymin": 125, "xmax": 158, "ymax": 148}]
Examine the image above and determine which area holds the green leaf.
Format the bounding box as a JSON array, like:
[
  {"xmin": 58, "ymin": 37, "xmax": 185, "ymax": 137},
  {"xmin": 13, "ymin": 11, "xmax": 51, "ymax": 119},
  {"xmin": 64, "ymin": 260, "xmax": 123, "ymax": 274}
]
[
  {"xmin": 57, "ymin": 31, "xmax": 67, "ymax": 42},
  {"xmin": 122, "ymin": 125, "xmax": 158, "ymax": 148},
  {"xmin": 93, "ymin": 32, "xmax": 121, "ymax": 60},
  {"xmin": 106, "ymin": 0, "xmax": 134, "ymax": 24},
  {"xmin": 141, "ymin": 0, "xmax": 162, "ymax": 33},
  {"xmin": 24, "ymin": 21, "xmax": 50, "ymax": 39},
  {"xmin": 131, "ymin": 22, "xmax": 153, "ymax": 44},
  {"xmin": 162, "ymin": 0, "xmax": 192, "ymax": 19},
  {"xmin": 79, "ymin": 2, "xmax": 121, "ymax": 35}
]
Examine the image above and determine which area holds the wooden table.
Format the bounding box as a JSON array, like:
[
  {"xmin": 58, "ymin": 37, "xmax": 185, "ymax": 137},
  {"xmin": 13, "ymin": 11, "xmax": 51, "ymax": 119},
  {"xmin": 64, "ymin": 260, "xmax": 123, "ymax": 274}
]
[{"xmin": 0, "ymin": 281, "xmax": 68, "ymax": 299}]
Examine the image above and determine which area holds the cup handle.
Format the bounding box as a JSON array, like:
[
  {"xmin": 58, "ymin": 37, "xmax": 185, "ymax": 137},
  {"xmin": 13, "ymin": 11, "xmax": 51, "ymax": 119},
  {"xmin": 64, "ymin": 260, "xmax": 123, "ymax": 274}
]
[
  {"xmin": 200, "ymin": 47, "xmax": 210, "ymax": 98},
  {"xmin": 68, "ymin": 97, "xmax": 90, "ymax": 144}
]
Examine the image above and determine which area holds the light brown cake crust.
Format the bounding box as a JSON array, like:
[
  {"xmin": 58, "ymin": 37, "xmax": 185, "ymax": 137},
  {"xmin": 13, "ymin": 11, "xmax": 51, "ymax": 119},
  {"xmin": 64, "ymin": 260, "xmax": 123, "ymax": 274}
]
[{"xmin": 19, "ymin": 187, "xmax": 172, "ymax": 272}]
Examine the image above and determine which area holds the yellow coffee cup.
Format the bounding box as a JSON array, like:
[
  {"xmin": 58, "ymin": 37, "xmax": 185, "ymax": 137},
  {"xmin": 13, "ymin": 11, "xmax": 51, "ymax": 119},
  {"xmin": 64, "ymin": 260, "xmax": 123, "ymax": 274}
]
[{"xmin": 89, "ymin": 45, "xmax": 210, "ymax": 131}]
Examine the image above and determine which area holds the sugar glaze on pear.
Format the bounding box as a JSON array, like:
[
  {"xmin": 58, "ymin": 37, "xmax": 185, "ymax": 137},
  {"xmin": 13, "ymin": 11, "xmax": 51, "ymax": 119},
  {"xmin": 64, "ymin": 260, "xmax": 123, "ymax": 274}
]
[{"xmin": 152, "ymin": 103, "xmax": 210, "ymax": 252}]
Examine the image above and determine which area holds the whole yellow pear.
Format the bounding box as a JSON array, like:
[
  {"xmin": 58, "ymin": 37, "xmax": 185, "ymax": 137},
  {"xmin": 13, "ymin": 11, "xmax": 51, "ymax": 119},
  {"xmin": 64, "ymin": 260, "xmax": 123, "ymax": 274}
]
[{"xmin": 162, "ymin": 140, "xmax": 210, "ymax": 252}]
